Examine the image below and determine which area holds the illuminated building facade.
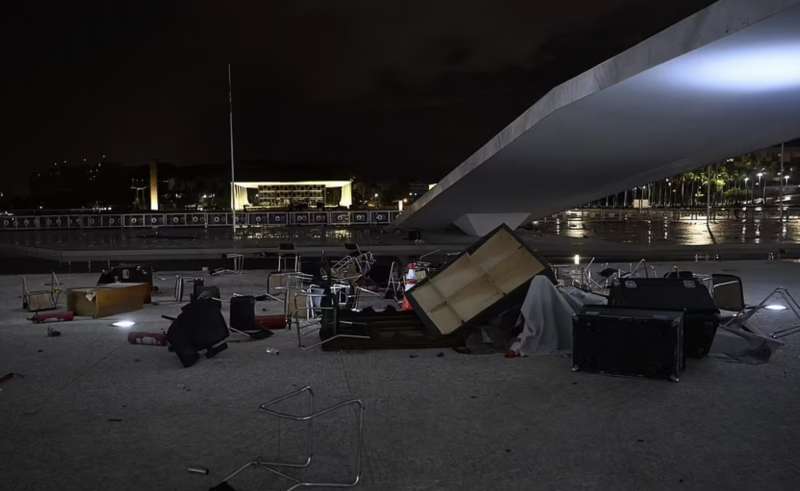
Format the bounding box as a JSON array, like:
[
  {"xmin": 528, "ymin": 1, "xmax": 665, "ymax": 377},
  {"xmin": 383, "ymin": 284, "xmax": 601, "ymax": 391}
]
[{"xmin": 232, "ymin": 180, "xmax": 353, "ymax": 210}]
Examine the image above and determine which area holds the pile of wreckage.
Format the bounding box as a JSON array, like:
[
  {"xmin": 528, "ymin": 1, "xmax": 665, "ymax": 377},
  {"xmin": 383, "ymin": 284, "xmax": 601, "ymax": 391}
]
[
  {"xmin": 21, "ymin": 226, "xmax": 799, "ymax": 380},
  {"xmin": 284, "ymin": 224, "xmax": 795, "ymax": 382}
]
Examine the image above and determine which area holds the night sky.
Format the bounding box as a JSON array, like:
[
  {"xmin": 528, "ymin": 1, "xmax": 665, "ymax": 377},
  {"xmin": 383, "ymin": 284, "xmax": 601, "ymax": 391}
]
[{"xmin": 1, "ymin": 1, "xmax": 715, "ymax": 194}]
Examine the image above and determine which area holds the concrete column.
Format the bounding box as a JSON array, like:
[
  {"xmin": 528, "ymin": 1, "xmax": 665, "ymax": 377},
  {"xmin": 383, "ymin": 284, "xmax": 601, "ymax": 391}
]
[{"xmin": 149, "ymin": 162, "xmax": 158, "ymax": 211}]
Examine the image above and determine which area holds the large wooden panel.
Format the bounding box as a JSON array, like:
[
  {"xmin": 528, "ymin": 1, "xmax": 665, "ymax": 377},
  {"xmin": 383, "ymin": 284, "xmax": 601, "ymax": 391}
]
[
  {"xmin": 68, "ymin": 283, "xmax": 149, "ymax": 318},
  {"xmin": 407, "ymin": 225, "xmax": 552, "ymax": 336}
]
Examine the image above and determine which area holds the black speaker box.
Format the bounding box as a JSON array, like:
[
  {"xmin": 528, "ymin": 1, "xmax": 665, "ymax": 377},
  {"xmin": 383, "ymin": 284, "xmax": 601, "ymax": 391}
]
[
  {"xmin": 230, "ymin": 295, "xmax": 256, "ymax": 332},
  {"xmin": 609, "ymin": 278, "xmax": 719, "ymax": 358},
  {"xmin": 573, "ymin": 306, "xmax": 684, "ymax": 382}
]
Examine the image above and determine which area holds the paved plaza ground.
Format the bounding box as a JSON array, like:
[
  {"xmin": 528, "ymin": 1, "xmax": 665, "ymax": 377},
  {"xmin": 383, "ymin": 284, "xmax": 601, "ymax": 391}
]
[{"xmin": 1, "ymin": 261, "xmax": 799, "ymax": 490}]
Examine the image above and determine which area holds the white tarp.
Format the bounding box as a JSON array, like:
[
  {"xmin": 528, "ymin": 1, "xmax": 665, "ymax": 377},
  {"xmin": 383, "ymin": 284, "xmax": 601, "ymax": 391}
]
[
  {"xmin": 509, "ymin": 276, "xmax": 606, "ymax": 355},
  {"xmin": 509, "ymin": 276, "xmax": 781, "ymax": 363}
]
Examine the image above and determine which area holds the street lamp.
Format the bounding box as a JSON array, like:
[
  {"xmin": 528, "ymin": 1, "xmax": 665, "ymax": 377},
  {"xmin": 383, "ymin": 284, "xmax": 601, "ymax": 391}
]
[
  {"xmin": 744, "ymin": 177, "xmax": 750, "ymax": 204},
  {"xmin": 757, "ymin": 172, "xmax": 766, "ymax": 204}
]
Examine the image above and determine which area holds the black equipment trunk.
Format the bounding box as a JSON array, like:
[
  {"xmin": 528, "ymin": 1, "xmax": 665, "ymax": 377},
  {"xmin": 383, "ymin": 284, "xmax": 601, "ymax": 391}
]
[
  {"xmin": 608, "ymin": 278, "xmax": 719, "ymax": 358},
  {"xmin": 573, "ymin": 306, "xmax": 684, "ymax": 382},
  {"xmin": 230, "ymin": 295, "xmax": 256, "ymax": 331}
]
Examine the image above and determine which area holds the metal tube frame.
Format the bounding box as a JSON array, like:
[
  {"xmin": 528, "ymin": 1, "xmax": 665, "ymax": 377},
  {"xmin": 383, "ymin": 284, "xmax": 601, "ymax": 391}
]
[
  {"xmin": 218, "ymin": 386, "xmax": 365, "ymax": 490},
  {"xmin": 736, "ymin": 287, "xmax": 800, "ymax": 339}
]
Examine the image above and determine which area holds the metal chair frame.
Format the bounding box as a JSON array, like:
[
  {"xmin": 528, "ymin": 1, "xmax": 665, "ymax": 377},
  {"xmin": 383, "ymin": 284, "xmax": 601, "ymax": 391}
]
[
  {"xmin": 329, "ymin": 249, "xmax": 375, "ymax": 283},
  {"xmin": 278, "ymin": 252, "xmax": 301, "ymax": 273},
  {"xmin": 218, "ymin": 386, "xmax": 364, "ymax": 491},
  {"xmin": 212, "ymin": 253, "xmax": 245, "ymax": 276},
  {"xmin": 384, "ymin": 261, "xmax": 404, "ymax": 303},
  {"xmin": 22, "ymin": 272, "xmax": 62, "ymax": 311},
  {"xmin": 727, "ymin": 287, "xmax": 800, "ymax": 339},
  {"xmin": 290, "ymin": 290, "xmax": 371, "ymax": 350}
]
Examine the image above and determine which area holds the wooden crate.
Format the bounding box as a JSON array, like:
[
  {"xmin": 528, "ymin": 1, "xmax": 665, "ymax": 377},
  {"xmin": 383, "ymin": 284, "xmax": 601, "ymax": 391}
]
[{"xmin": 67, "ymin": 282, "xmax": 150, "ymax": 318}]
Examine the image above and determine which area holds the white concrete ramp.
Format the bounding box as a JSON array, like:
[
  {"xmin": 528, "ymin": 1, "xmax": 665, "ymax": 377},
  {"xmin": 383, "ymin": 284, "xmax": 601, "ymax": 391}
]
[{"xmin": 395, "ymin": 0, "xmax": 800, "ymax": 234}]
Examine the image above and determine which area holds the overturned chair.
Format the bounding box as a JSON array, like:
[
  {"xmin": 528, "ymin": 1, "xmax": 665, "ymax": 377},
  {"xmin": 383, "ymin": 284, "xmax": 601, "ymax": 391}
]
[
  {"xmin": 21, "ymin": 272, "xmax": 63, "ymax": 311},
  {"xmin": 290, "ymin": 284, "xmax": 371, "ymax": 351},
  {"xmin": 213, "ymin": 386, "xmax": 365, "ymax": 491},
  {"xmin": 713, "ymin": 274, "xmax": 800, "ymax": 339}
]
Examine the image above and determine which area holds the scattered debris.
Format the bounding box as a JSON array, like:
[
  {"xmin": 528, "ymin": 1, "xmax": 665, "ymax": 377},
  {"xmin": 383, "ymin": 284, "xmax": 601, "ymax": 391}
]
[
  {"xmin": 128, "ymin": 331, "xmax": 168, "ymax": 346},
  {"xmin": 1, "ymin": 372, "xmax": 21, "ymax": 384},
  {"xmin": 37, "ymin": 349, "xmax": 43, "ymax": 353},
  {"xmin": 436, "ymin": 352, "xmax": 445, "ymax": 358},
  {"xmin": 31, "ymin": 311, "xmax": 74, "ymax": 323},
  {"xmin": 186, "ymin": 466, "xmax": 209, "ymax": 475},
  {"xmin": 409, "ymin": 354, "xmax": 419, "ymax": 359},
  {"xmin": 107, "ymin": 418, "xmax": 123, "ymax": 422},
  {"xmin": 46, "ymin": 327, "xmax": 61, "ymax": 337},
  {"xmin": 254, "ymin": 314, "xmax": 287, "ymax": 330},
  {"xmin": 265, "ymin": 347, "xmax": 280, "ymax": 355}
]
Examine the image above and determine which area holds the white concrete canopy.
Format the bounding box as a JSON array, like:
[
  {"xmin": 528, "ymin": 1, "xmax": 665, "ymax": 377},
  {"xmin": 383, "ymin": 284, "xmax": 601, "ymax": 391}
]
[{"xmin": 394, "ymin": 0, "xmax": 800, "ymax": 234}]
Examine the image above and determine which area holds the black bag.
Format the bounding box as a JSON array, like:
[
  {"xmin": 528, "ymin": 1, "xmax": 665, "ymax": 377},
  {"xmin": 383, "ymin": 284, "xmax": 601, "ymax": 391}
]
[
  {"xmin": 98, "ymin": 264, "xmax": 153, "ymax": 286},
  {"xmin": 230, "ymin": 295, "xmax": 255, "ymax": 332},
  {"xmin": 192, "ymin": 285, "xmax": 221, "ymax": 310},
  {"xmin": 573, "ymin": 306, "xmax": 684, "ymax": 382},
  {"xmin": 166, "ymin": 300, "xmax": 229, "ymax": 367},
  {"xmin": 609, "ymin": 278, "xmax": 719, "ymax": 358}
]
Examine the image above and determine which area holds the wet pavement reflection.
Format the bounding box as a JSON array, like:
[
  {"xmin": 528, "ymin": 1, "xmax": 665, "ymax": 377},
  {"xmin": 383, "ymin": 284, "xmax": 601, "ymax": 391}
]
[
  {"xmin": 2, "ymin": 208, "xmax": 800, "ymax": 250},
  {"xmin": 536, "ymin": 209, "xmax": 800, "ymax": 246}
]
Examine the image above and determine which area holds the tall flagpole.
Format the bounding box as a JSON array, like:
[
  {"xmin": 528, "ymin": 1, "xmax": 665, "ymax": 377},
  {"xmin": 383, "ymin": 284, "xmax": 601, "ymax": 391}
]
[{"xmin": 227, "ymin": 63, "xmax": 237, "ymax": 234}]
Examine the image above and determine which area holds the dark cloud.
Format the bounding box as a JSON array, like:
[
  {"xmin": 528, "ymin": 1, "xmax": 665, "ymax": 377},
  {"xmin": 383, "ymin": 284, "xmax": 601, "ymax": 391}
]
[{"xmin": 0, "ymin": 0, "xmax": 715, "ymax": 193}]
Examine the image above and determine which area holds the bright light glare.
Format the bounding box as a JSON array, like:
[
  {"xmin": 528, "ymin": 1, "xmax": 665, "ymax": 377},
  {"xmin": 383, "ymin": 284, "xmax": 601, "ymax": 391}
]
[
  {"xmin": 670, "ymin": 43, "xmax": 800, "ymax": 92},
  {"xmin": 112, "ymin": 320, "xmax": 136, "ymax": 328},
  {"xmin": 765, "ymin": 304, "xmax": 787, "ymax": 311}
]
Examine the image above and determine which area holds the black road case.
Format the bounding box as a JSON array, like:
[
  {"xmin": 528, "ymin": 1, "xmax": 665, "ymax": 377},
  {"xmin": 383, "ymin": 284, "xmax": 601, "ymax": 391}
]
[
  {"xmin": 230, "ymin": 295, "xmax": 256, "ymax": 331},
  {"xmin": 609, "ymin": 278, "xmax": 719, "ymax": 358},
  {"xmin": 573, "ymin": 306, "xmax": 684, "ymax": 382}
]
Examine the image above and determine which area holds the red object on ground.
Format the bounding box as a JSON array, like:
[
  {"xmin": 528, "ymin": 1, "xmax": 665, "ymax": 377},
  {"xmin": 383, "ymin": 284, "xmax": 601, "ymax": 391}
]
[
  {"xmin": 400, "ymin": 263, "xmax": 418, "ymax": 311},
  {"xmin": 127, "ymin": 331, "xmax": 168, "ymax": 346},
  {"xmin": 0, "ymin": 372, "xmax": 17, "ymax": 384},
  {"xmin": 31, "ymin": 311, "xmax": 75, "ymax": 323},
  {"xmin": 254, "ymin": 315, "xmax": 287, "ymax": 330}
]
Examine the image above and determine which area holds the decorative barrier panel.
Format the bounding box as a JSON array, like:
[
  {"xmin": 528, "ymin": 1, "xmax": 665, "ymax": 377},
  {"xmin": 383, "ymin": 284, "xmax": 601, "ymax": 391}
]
[{"xmin": 0, "ymin": 210, "xmax": 398, "ymax": 230}]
